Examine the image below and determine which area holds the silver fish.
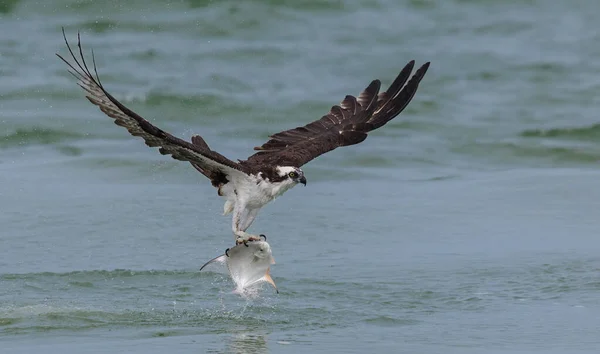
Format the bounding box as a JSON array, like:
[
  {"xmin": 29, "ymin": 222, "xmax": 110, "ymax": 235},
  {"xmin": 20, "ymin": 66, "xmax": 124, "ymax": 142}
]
[{"xmin": 200, "ymin": 240, "xmax": 278, "ymax": 293}]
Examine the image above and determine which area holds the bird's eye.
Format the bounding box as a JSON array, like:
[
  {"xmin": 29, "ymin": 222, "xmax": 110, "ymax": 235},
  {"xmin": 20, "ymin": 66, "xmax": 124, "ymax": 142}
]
[{"xmin": 288, "ymin": 172, "xmax": 297, "ymax": 178}]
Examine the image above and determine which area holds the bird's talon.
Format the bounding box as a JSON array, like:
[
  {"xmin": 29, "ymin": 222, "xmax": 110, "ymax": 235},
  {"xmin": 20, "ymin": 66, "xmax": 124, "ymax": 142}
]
[
  {"xmin": 259, "ymin": 234, "xmax": 267, "ymax": 241},
  {"xmin": 225, "ymin": 248, "xmax": 230, "ymax": 257},
  {"xmin": 234, "ymin": 235, "xmax": 262, "ymax": 246}
]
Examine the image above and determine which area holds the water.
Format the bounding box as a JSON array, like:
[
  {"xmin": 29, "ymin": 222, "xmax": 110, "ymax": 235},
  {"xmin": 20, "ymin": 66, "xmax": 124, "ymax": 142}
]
[{"xmin": 2, "ymin": 0, "xmax": 600, "ymax": 352}]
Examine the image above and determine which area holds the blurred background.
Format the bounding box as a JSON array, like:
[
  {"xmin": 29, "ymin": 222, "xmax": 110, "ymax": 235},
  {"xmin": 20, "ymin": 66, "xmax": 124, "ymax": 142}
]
[{"xmin": 1, "ymin": 0, "xmax": 600, "ymax": 353}]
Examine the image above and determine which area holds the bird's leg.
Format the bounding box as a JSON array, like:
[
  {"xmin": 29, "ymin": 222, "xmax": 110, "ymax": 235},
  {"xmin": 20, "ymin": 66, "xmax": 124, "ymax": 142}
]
[{"xmin": 232, "ymin": 205, "xmax": 264, "ymax": 246}]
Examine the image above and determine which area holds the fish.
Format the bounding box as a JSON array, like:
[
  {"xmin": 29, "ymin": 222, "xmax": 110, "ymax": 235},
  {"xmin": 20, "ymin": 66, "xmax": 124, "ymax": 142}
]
[{"xmin": 200, "ymin": 240, "xmax": 278, "ymax": 294}]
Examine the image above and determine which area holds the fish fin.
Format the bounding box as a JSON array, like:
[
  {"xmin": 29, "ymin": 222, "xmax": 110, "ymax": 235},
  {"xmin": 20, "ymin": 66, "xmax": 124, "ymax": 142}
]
[
  {"xmin": 263, "ymin": 268, "xmax": 278, "ymax": 294},
  {"xmin": 199, "ymin": 254, "xmax": 226, "ymax": 271}
]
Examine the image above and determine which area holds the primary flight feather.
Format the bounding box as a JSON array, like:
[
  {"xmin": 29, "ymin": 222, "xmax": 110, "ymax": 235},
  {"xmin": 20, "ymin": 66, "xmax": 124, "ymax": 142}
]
[{"xmin": 56, "ymin": 29, "xmax": 430, "ymax": 244}]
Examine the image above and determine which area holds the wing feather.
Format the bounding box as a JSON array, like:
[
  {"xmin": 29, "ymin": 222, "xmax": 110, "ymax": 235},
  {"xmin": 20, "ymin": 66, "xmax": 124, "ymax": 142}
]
[
  {"xmin": 56, "ymin": 29, "xmax": 247, "ymax": 179},
  {"xmin": 244, "ymin": 61, "xmax": 430, "ymax": 167}
]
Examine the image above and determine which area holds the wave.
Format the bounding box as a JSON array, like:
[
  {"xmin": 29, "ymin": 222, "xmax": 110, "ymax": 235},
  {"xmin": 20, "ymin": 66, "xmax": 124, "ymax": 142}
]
[
  {"xmin": 188, "ymin": 0, "xmax": 346, "ymax": 11},
  {"xmin": 0, "ymin": 268, "xmax": 278, "ymax": 334},
  {"xmin": 520, "ymin": 123, "xmax": 600, "ymax": 141},
  {"xmin": 0, "ymin": 303, "xmax": 273, "ymax": 335},
  {"xmin": 114, "ymin": 91, "xmax": 257, "ymax": 121},
  {"xmin": 0, "ymin": 127, "xmax": 85, "ymax": 149},
  {"xmin": 0, "ymin": 0, "xmax": 18, "ymax": 14},
  {"xmin": 460, "ymin": 141, "xmax": 600, "ymax": 164},
  {"xmin": 1, "ymin": 268, "xmax": 198, "ymax": 280},
  {"xmin": 0, "ymin": 269, "xmax": 346, "ymax": 335}
]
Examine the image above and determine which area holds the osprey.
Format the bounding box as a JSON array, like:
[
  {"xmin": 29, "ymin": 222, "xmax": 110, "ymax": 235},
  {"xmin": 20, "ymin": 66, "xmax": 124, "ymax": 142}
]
[{"xmin": 57, "ymin": 30, "xmax": 430, "ymax": 245}]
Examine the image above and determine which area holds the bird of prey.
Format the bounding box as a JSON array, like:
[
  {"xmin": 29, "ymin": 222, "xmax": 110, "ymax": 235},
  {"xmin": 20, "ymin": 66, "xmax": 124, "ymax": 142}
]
[{"xmin": 56, "ymin": 30, "xmax": 430, "ymax": 245}]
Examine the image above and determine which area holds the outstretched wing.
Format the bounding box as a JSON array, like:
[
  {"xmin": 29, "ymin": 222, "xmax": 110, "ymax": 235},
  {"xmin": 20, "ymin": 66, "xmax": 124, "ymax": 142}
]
[
  {"xmin": 243, "ymin": 61, "xmax": 430, "ymax": 167},
  {"xmin": 56, "ymin": 29, "xmax": 247, "ymax": 180},
  {"xmin": 189, "ymin": 135, "xmax": 232, "ymax": 187}
]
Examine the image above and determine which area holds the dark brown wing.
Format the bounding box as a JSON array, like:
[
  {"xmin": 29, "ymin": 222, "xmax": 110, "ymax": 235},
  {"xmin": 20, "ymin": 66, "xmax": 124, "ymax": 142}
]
[
  {"xmin": 56, "ymin": 29, "xmax": 248, "ymax": 180},
  {"xmin": 189, "ymin": 135, "xmax": 231, "ymax": 187},
  {"xmin": 242, "ymin": 61, "xmax": 430, "ymax": 168}
]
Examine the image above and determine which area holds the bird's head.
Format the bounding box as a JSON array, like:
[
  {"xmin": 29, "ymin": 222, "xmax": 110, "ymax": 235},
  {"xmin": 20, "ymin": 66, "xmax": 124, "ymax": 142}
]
[{"xmin": 275, "ymin": 166, "xmax": 307, "ymax": 186}]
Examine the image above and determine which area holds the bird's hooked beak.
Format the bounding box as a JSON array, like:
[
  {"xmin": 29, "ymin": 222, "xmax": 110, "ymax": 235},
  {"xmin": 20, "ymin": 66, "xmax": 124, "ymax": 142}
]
[{"xmin": 299, "ymin": 175, "xmax": 307, "ymax": 186}]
